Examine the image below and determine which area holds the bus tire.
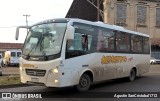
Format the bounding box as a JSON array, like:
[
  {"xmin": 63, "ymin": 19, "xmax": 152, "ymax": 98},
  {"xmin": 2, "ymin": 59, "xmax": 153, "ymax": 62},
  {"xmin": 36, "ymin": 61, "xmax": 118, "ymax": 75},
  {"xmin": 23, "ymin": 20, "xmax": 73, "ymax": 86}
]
[
  {"xmin": 129, "ymin": 68, "xmax": 136, "ymax": 82},
  {"xmin": 76, "ymin": 74, "xmax": 91, "ymax": 92}
]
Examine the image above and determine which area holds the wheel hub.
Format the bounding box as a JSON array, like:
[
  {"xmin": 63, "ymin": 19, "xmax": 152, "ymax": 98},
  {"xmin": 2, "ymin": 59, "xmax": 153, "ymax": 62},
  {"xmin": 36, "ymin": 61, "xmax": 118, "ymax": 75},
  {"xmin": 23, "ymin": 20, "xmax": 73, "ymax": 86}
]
[{"xmin": 80, "ymin": 78, "xmax": 87, "ymax": 88}]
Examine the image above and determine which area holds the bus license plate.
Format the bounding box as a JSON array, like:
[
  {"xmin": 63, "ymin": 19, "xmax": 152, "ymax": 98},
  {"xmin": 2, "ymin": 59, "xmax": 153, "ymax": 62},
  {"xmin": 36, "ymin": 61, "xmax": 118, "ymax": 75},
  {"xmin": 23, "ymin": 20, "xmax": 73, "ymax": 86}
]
[{"xmin": 31, "ymin": 78, "xmax": 39, "ymax": 82}]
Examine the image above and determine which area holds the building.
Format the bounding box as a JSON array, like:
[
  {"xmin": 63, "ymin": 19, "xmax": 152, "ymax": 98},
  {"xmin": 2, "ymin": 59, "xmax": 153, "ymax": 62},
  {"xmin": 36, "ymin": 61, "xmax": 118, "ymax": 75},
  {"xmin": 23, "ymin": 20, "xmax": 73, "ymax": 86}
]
[
  {"xmin": 66, "ymin": 0, "xmax": 103, "ymax": 21},
  {"xmin": 0, "ymin": 43, "xmax": 23, "ymax": 56},
  {"xmin": 66, "ymin": 0, "xmax": 160, "ymax": 58},
  {"xmin": 103, "ymin": 0, "xmax": 159, "ymax": 39},
  {"xmin": 104, "ymin": 0, "xmax": 160, "ymax": 58}
]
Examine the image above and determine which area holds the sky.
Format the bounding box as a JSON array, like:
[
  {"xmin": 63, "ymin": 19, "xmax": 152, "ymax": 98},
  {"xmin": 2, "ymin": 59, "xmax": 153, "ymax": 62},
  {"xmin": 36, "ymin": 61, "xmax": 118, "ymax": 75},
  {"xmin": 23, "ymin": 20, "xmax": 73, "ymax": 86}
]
[{"xmin": 0, "ymin": 0, "xmax": 73, "ymax": 43}]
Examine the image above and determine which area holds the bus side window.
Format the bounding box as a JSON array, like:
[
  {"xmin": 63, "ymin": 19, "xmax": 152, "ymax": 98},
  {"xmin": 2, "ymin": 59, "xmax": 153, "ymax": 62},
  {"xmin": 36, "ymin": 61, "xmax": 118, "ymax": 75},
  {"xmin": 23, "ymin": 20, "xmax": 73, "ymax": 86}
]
[
  {"xmin": 87, "ymin": 35, "xmax": 92, "ymax": 50},
  {"xmin": 67, "ymin": 32, "xmax": 91, "ymax": 51},
  {"xmin": 102, "ymin": 29, "xmax": 115, "ymax": 51},
  {"xmin": 82, "ymin": 35, "xmax": 88, "ymax": 51},
  {"xmin": 116, "ymin": 31, "xmax": 121, "ymax": 51},
  {"xmin": 66, "ymin": 33, "xmax": 89, "ymax": 59},
  {"xmin": 142, "ymin": 37, "xmax": 150, "ymax": 53},
  {"xmin": 97, "ymin": 30, "xmax": 104, "ymax": 51},
  {"xmin": 66, "ymin": 39, "xmax": 74, "ymax": 50},
  {"xmin": 116, "ymin": 31, "xmax": 130, "ymax": 52},
  {"xmin": 67, "ymin": 33, "xmax": 81, "ymax": 50},
  {"xmin": 131, "ymin": 35, "xmax": 142, "ymax": 53}
]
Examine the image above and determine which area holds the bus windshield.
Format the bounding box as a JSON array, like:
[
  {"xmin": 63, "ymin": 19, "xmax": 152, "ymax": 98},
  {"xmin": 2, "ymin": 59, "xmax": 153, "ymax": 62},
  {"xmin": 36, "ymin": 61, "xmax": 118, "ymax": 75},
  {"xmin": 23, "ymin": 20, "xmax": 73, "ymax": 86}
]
[{"xmin": 23, "ymin": 23, "xmax": 67, "ymax": 56}]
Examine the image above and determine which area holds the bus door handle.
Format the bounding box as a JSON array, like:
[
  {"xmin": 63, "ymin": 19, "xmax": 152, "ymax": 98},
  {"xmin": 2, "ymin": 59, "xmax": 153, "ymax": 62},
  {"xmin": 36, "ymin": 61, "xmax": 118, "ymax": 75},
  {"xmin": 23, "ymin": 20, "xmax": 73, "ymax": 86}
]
[{"xmin": 82, "ymin": 64, "xmax": 89, "ymax": 67}]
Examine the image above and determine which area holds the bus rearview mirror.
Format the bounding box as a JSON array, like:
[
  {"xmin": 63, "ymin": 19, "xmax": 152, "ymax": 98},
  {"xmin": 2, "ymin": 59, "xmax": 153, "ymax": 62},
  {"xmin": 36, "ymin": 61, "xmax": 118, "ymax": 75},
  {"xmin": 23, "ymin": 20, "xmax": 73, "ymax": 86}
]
[
  {"xmin": 15, "ymin": 26, "xmax": 30, "ymax": 40},
  {"xmin": 15, "ymin": 27, "xmax": 20, "ymax": 40},
  {"xmin": 66, "ymin": 26, "xmax": 75, "ymax": 40}
]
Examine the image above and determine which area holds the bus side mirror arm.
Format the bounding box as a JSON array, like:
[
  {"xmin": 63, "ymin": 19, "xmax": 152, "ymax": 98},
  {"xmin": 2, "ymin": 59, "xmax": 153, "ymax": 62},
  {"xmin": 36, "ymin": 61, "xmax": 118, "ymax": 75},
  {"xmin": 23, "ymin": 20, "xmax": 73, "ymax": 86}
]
[{"xmin": 15, "ymin": 26, "xmax": 30, "ymax": 40}]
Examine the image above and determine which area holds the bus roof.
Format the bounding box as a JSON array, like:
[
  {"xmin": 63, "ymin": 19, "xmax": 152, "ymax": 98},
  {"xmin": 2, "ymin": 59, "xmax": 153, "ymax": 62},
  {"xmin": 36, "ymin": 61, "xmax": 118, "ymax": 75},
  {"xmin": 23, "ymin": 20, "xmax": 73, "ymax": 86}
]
[
  {"xmin": 69, "ymin": 19, "xmax": 149, "ymax": 37},
  {"xmin": 33, "ymin": 18, "xmax": 149, "ymax": 37}
]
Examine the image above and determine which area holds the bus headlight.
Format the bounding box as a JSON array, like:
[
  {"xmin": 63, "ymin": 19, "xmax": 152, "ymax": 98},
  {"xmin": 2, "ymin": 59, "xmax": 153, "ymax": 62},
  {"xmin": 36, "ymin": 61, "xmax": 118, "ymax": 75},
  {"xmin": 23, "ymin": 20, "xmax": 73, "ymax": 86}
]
[
  {"xmin": 53, "ymin": 67, "xmax": 59, "ymax": 74},
  {"xmin": 20, "ymin": 66, "xmax": 24, "ymax": 71}
]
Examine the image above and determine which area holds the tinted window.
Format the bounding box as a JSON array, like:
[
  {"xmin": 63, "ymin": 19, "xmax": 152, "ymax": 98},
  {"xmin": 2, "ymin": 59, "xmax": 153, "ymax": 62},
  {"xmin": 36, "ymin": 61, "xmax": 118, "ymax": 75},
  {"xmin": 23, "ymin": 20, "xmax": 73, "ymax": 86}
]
[
  {"xmin": 17, "ymin": 52, "xmax": 22, "ymax": 57},
  {"xmin": 143, "ymin": 37, "xmax": 150, "ymax": 53},
  {"xmin": 11, "ymin": 52, "xmax": 16, "ymax": 57},
  {"xmin": 116, "ymin": 31, "xmax": 130, "ymax": 52},
  {"xmin": 97, "ymin": 28, "xmax": 115, "ymax": 52},
  {"xmin": 67, "ymin": 32, "xmax": 93, "ymax": 51},
  {"xmin": 66, "ymin": 23, "xmax": 96, "ymax": 59},
  {"xmin": 88, "ymin": 35, "xmax": 92, "ymax": 50},
  {"xmin": 97, "ymin": 30, "xmax": 104, "ymax": 51},
  {"xmin": 131, "ymin": 35, "xmax": 142, "ymax": 52}
]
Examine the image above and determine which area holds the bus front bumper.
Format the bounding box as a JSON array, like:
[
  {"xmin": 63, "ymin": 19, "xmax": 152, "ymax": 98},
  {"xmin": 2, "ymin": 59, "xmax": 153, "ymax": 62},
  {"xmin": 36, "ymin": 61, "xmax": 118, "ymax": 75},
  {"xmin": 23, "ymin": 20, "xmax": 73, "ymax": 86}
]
[{"xmin": 20, "ymin": 68, "xmax": 78, "ymax": 87}]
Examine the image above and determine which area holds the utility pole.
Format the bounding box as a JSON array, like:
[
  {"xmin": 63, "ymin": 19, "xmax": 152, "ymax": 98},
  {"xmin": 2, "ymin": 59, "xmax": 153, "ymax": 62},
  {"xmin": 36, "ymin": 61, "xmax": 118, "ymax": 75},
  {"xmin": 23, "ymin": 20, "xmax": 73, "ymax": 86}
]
[
  {"xmin": 97, "ymin": 0, "xmax": 100, "ymax": 21},
  {"xmin": 86, "ymin": 0, "xmax": 104, "ymax": 21},
  {"xmin": 23, "ymin": 14, "xmax": 30, "ymax": 33},
  {"xmin": 23, "ymin": 14, "xmax": 30, "ymax": 27},
  {"xmin": 103, "ymin": 0, "xmax": 109, "ymax": 23}
]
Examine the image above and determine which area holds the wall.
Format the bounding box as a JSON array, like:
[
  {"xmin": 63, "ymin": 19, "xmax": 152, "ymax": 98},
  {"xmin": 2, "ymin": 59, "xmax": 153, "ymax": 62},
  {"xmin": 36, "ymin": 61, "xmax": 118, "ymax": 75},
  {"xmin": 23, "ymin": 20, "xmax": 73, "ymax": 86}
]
[{"xmin": 104, "ymin": 0, "xmax": 160, "ymax": 39}]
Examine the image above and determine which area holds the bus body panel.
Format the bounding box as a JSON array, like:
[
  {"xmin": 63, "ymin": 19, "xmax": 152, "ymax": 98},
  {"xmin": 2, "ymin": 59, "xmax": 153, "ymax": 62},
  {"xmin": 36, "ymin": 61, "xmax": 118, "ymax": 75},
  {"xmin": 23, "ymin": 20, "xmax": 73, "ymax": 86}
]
[
  {"xmin": 20, "ymin": 53, "xmax": 150, "ymax": 87},
  {"xmin": 20, "ymin": 57, "xmax": 80, "ymax": 87},
  {"xmin": 18, "ymin": 18, "xmax": 150, "ymax": 88}
]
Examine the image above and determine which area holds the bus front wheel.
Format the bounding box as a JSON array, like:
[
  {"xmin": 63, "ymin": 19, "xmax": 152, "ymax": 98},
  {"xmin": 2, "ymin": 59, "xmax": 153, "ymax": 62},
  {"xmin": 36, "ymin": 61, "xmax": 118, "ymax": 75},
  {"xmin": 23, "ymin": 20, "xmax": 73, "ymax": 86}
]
[
  {"xmin": 129, "ymin": 68, "xmax": 136, "ymax": 82},
  {"xmin": 76, "ymin": 74, "xmax": 91, "ymax": 92}
]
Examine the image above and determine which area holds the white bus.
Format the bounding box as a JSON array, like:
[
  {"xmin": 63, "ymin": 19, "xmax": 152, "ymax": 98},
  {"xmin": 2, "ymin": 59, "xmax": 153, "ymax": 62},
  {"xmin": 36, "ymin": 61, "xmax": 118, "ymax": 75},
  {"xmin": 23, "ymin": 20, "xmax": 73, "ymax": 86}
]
[{"xmin": 15, "ymin": 18, "xmax": 150, "ymax": 92}]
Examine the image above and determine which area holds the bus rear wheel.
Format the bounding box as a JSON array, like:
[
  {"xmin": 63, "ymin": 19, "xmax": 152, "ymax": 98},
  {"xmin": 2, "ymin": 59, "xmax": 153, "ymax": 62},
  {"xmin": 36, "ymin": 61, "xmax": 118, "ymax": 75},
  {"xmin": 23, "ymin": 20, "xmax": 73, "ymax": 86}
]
[
  {"xmin": 76, "ymin": 74, "xmax": 91, "ymax": 92},
  {"xmin": 129, "ymin": 68, "xmax": 136, "ymax": 81}
]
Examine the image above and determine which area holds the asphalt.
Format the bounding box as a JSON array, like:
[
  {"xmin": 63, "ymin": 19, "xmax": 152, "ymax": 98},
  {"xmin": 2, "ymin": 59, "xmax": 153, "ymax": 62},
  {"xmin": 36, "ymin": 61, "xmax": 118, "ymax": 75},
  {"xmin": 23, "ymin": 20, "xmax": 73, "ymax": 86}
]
[{"xmin": 0, "ymin": 83, "xmax": 32, "ymax": 89}]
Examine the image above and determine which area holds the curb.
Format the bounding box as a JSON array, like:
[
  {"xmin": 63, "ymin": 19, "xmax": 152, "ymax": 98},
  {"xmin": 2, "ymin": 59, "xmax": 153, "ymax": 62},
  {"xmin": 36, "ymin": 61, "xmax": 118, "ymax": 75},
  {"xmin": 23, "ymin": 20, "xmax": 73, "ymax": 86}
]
[
  {"xmin": 0, "ymin": 84, "xmax": 33, "ymax": 89},
  {"xmin": 0, "ymin": 75, "xmax": 33, "ymax": 89}
]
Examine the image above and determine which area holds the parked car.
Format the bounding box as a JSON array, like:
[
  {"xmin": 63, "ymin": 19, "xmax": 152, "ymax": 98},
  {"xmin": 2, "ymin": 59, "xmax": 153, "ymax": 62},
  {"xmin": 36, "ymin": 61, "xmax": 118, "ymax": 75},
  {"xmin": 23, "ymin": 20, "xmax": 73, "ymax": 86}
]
[
  {"xmin": 0, "ymin": 53, "xmax": 4, "ymax": 67},
  {"xmin": 0, "ymin": 64, "xmax": 2, "ymax": 76},
  {"xmin": 150, "ymin": 57, "xmax": 160, "ymax": 64}
]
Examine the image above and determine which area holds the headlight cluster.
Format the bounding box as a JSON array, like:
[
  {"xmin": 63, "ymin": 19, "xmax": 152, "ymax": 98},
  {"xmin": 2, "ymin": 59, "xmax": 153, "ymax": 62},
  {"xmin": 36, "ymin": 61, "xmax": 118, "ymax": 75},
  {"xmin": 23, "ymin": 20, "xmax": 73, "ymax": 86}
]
[{"xmin": 53, "ymin": 66, "xmax": 59, "ymax": 74}]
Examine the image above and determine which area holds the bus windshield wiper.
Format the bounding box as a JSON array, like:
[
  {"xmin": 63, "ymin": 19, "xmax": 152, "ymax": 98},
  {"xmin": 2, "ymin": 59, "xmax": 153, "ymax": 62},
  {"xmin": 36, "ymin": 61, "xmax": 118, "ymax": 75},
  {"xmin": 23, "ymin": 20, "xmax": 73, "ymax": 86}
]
[
  {"xmin": 42, "ymin": 51, "xmax": 48, "ymax": 61},
  {"xmin": 26, "ymin": 32, "xmax": 44, "ymax": 59}
]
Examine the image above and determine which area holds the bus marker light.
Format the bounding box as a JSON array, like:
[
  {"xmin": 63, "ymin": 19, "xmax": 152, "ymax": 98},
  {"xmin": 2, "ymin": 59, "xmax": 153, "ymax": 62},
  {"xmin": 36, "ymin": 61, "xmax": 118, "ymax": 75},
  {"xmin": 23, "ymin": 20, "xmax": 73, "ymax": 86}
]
[{"xmin": 55, "ymin": 80, "xmax": 58, "ymax": 83}]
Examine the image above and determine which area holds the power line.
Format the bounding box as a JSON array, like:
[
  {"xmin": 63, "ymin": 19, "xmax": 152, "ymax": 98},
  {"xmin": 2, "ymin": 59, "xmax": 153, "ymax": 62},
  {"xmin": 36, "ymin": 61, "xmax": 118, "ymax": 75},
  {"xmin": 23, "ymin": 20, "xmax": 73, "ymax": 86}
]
[{"xmin": 0, "ymin": 26, "xmax": 18, "ymax": 28}]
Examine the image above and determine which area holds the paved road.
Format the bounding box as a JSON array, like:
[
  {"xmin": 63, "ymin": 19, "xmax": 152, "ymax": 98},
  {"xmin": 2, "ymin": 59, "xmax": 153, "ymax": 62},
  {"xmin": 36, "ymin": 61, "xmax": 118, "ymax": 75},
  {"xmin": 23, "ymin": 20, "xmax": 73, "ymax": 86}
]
[{"xmin": 0, "ymin": 65, "xmax": 160, "ymax": 101}]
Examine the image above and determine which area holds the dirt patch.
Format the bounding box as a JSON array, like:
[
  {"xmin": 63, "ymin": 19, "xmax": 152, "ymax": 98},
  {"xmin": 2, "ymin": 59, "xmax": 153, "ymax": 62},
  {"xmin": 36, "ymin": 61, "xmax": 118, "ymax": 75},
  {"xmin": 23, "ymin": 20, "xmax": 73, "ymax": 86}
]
[{"xmin": 0, "ymin": 75, "xmax": 21, "ymax": 85}]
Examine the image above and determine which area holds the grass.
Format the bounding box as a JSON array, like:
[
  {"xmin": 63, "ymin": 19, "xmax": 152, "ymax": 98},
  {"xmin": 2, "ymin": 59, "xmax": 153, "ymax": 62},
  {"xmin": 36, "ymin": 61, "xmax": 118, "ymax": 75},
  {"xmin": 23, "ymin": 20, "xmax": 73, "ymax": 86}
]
[{"xmin": 0, "ymin": 75, "xmax": 21, "ymax": 85}]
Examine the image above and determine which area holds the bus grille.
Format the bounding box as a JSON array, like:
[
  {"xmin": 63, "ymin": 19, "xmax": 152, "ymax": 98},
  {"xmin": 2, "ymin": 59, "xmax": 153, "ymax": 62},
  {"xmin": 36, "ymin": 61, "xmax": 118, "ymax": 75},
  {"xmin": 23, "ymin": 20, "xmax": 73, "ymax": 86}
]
[{"xmin": 26, "ymin": 69, "xmax": 46, "ymax": 76}]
